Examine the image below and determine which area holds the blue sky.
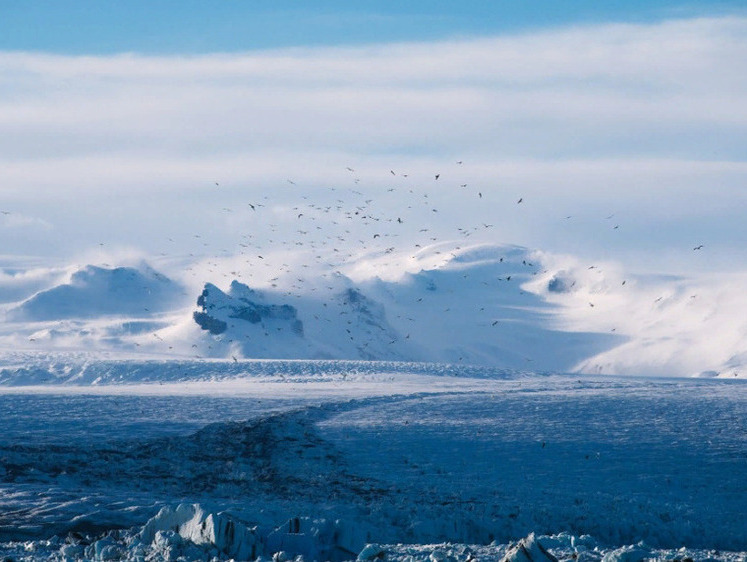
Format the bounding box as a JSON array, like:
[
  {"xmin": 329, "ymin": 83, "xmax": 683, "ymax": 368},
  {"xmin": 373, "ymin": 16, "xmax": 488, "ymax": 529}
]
[{"xmin": 2, "ymin": 0, "xmax": 746, "ymax": 53}]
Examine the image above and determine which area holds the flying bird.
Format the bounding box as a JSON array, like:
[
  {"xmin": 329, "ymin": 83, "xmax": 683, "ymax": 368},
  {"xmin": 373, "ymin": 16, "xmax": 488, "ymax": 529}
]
[{"xmin": 693, "ymin": 245, "xmax": 704, "ymax": 250}]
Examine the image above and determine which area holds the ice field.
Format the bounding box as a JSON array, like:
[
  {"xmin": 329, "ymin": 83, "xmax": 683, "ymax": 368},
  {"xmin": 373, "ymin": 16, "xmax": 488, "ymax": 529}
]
[{"xmin": 0, "ymin": 360, "xmax": 745, "ymax": 561}]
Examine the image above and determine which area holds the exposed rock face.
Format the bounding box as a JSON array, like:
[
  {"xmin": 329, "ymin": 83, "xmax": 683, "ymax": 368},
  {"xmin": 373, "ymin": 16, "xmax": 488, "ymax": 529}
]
[
  {"xmin": 190, "ymin": 280, "xmax": 410, "ymax": 361},
  {"xmin": 193, "ymin": 311, "xmax": 228, "ymax": 335},
  {"xmin": 193, "ymin": 281, "xmax": 304, "ymax": 337}
]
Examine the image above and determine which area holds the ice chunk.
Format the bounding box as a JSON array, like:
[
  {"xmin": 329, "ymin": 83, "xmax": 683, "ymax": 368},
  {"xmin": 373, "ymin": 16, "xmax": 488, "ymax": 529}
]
[
  {"xmin": 601, "ymin": 544, "xmax": 652, "ymax": 562},
  {"xmin": 140, "ymin": 503, "xmax": 261, "ymax": 561},
  {"xmin": 358, "ymin": 543, "xmax": 387, "ymax": 561},
  {"xmin": 501, "ymin": 533, "xmax": 559, "ymax": 562},
  {"xmin": 91, "ymin": 536, "xmax": 122, "ymax": 560}
]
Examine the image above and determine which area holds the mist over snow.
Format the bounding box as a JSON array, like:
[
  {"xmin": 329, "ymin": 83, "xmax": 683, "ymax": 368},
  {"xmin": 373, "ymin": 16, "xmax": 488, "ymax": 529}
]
[
  {"xmin": 0, "ymin": 263, "xmax": 70, "ymax": 305},
  {"xmin": 6, "ymin": 264, "xmax": 187, "ymax": 322},
  {"xmin": 0, "ymin": 242, "xmax": 743, "ymax": 378},
  {"xmin": 523, "ymin": 254, "xmax": 747, "ymax": 377}
]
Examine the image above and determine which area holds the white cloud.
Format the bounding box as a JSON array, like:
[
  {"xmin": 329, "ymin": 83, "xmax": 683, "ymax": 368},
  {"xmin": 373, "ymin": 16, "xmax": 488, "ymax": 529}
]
[{"xmin": 0, "ymin": 16, "xmax": 745, "ymax": 275}]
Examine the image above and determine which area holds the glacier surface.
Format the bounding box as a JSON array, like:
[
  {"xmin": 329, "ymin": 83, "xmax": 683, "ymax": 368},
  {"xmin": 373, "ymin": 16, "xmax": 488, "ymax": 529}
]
[{"xmin": 0, "ymin": 361, "xmax": 745, "ymax": 560}]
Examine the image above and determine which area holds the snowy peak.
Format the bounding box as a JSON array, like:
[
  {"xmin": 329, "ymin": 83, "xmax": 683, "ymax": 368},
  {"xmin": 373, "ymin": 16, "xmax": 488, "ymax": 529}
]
[{"xmin": 6, "ymin": 264, "xmax": 184, "ymax": 321}]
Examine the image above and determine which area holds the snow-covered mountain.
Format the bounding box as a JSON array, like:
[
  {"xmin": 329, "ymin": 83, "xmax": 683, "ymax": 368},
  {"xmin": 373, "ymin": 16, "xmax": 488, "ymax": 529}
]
[
  {"xmin": 0, "ymin": 243, "xmax": 745, "ymax": 377},
  {"xmin": 181, "ymin": 244, "xmax": 613, "ymax": 370},
  {"xmin": 6, "ymin": 264, "xmax": 185, "ymax": 321}
]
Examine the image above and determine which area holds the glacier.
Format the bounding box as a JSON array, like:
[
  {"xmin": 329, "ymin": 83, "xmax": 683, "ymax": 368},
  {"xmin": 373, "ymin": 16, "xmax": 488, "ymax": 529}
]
[{"xmin": 0, "ymin": 364, "xmax": 745, "ymax": 560}]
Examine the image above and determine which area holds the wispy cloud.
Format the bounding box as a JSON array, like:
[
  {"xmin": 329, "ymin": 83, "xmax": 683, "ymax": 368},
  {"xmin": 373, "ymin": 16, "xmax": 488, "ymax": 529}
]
[
  {"xmin": 0, "ymin": 212, "xmax": 53, "ymax": 231},
  {"xmin": 0, "ymin": 265, "xmax": 70, "ymax": 304}
]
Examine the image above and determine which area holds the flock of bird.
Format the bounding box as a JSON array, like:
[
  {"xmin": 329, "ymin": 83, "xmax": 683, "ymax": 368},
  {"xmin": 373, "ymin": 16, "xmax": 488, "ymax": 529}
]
[
  {"xmin": 187, "ymin": 163, "xmax": 537, "ymax": 286},
  {"xmin": 198, "ymin": 163, "xmax": 705, "ymax": 280},
  {"xmin": 5, "ymin": 159, "xmax": 707, "ymax": 358}
]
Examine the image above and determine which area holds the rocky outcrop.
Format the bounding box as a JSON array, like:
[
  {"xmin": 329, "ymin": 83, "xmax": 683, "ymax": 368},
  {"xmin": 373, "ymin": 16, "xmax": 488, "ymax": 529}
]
[{"xmin": 193, "ymin": 281, "xmax": 304, "ymax": 337}]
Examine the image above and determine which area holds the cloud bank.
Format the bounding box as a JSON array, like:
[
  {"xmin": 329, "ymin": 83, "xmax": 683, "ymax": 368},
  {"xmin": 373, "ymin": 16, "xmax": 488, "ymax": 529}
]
[{"xmin": 0, "ymin": 16, "xmax": 745, "ymax": 274}]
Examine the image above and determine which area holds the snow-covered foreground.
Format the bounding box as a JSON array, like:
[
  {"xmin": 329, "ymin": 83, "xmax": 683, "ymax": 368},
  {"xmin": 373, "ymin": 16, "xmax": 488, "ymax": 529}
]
[{"xmin": 0, "ymin": 360, "xmax": 745, "ymax": 561}]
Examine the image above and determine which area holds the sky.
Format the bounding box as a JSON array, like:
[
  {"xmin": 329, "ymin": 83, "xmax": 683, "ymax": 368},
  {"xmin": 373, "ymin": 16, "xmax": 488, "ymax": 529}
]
[
  {"xmin": 0, "ymin": 1, "xmax": 746, "ymax": 280},
  {"xmin": 2, "ymin": 1, "xmax": 746, "ymax": 53}
]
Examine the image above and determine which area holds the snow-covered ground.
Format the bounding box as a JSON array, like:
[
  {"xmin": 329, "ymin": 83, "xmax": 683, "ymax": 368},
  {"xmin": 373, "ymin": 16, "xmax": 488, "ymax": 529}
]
[{"xmin": 1, "ymin": 361, "xmax": 745, "ymax": 561}]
